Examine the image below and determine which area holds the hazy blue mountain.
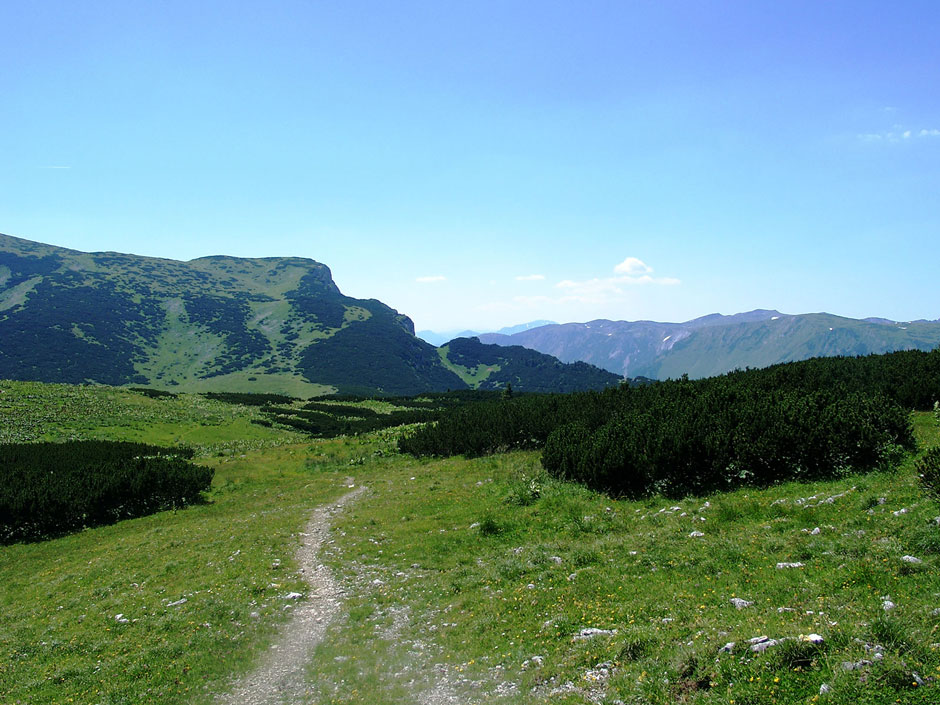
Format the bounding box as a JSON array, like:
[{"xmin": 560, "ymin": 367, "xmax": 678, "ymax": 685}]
[
  {"xmin": 417, "ymin": 320, "xmax": 556, "ymax": 346},
  {"xmin": 479, "ymin": 310, "xmax": 940, "ymax": 380}
]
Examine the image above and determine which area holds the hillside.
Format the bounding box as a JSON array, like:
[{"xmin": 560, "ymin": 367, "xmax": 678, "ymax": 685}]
[
  {"xmin": 2, "ymin": 379, "xmax": 938, "ymax": 704},
  {"xmin": 479, "ymin": 310, "xmax": 940, "ymax": 379},
  {"xmin": 438, "ymin": 336, "xmax": 622, "ymax": 392}
]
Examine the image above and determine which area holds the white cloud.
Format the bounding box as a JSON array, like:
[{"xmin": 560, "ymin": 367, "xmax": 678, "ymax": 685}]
[
  {"xmin": 858, "ymin": 127, "xmax": 940, "ymax": 143},
  {"xmin": 415, "ymin": 275, "xmax": 446, "ymax": 283},
  {"xmin": 553, "ymin": 259, "xmax": 679, "ymax": 304},
  {"xmin": 515, "ymin": 274, "xmax": 545, "ymax": 281},
  {"xmin": 614, "ymin": 257, "xmax": 652, "ymax": 276}
]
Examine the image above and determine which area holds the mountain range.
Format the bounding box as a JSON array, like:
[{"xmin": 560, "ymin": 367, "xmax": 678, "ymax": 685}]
[
  {"xmin": 417, "ymin": 320, "xmax": 555, "ymax": 347},
  {"xmin": 478, "ymin": 310, "xmax": 940, "ymax": 379},
  {"xmin": 0, "ymin": 233, "xmax": 619, "ymax": 396}
]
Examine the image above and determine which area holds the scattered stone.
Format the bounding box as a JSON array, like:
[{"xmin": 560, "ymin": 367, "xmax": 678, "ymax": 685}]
[
  {"xmin": 549, "ymin": 556, "xmax": 563, "ymax": 564},
  {"xmin": 526, "ymin": 583, "xmax": 536, "ymax": 590},
  {"xmin": 820, "ymin": 683, "xmax": 831, "ymax": 694},
  {"xmin": 114, "ymin": 613, "xmax": 129, "ymax": 624},
  {"xmin": 882, "ymin": 599, "xmax": 896, "ymax": 611},
  {"xmin": 893, "ymin": 508, "xmax": 909, "ymax": 516},
  {"xmin": 750, "ymin": 638, "xmax": 781, "ymax": 653},
  {"xmin": 719, "ymin": 642, "xmax": 735, "ymax": 653},
  {"xmin": 842, "ymin": 659, "xmax": 872, "ymax": 671},
  {"xmin": 748, "ymin": 636, "xmax": 769, "ymax": 644},
  {"xmin": 730, "ymin": 598, "xmax": 754, "ymax": 609},
  {"xmin": 521, "ymin": 655, "xmax": 544, "ymax": 670},
  {"xmin": 583, "ymin": 661, "xmax": 613, "ymax": 682},
  {"xmin": 913, "ymin": 672, "xmax": 925, "ymax": 687},
  {"xmin": 901, "ymin": 555, "xmax": 923, "ymax": 564},
  {"xmin": 661, "ymin": 617, "xmax": 674, "ymax": 624},
  {"xmin": 249, "ymin": 611, "xmax": 260, "ymax": 619},
  {"xmin": 811, "ymin": 527, "xmax": 821, "ymax": 535},
  {"xmin": 573, "ymin": 627, "xmax": 617, "ymax": 641},
  {"xmin": 777, "ymin": 607, "xmax": 797, "ymax": 613},
  {"xmin": 689, "ymin": 531, "xmax": 705, "ymax": 538},
  {"xmin": 283, "ymin": 592, "xmax": 303, "ymax": 600},
  {"xmin": 167, "ymin": 598, "xmax": 188, "ymax": 607},
  {"xmin": 776, "ymin": 562, "xmax": 805, "ymax": 569},
  {"xmin": 271, "ymin": 559, "xmax": 282, "ymax": 569},
  {"xmin": 800, "ymin": 633, "xmax": 825, "ymax": 644},
  {"xmin": 930, "ymin": 608, "xmax": 940, "ymax": 617},
  {"xmin": 371, "ymin": 578, "xmax": 384, "ymax": 586}
]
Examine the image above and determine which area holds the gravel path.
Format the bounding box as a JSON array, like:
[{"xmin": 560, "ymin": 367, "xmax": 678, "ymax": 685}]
[{"xmin": 216, "ymin": 486, "xmax": 365, "ymax": 705}]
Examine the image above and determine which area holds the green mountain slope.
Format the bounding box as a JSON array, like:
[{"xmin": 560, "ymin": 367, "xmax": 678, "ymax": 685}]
[
  {"xmin": 439, "ymin": 336, "xmax": 622, "ymax": 392},
  {"xmin": 0, "ymin": 233, "xmax": 466, "ymax": 395},
  {"xmin": 480, "ymin": 310, "xmax": 940, "ymax": 380}
]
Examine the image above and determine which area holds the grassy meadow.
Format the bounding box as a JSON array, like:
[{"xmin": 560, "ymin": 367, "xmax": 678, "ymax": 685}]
[{"xmin": 1, "ymin": 381, "xmax": 939, "ymax": 704}]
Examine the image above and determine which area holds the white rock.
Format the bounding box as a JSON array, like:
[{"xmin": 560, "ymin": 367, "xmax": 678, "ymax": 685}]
[
  {"xmin": 573, "ymin": 627, "xmax": 617, "ymax": 641},
  {"xmin": 689, "ymin": 530, "xmax": 705, "ymax": 538},
  {"xmin": 167, "ymin": 598, "xmax": 188, "ymax": 607},
  {"xmin": 284, "ymin": 592, "xmax": 303, "ymax": 600},
  {"xmin": 730, "ymin": 598, "xmax": 753, "ymax": 609},
  {"xmin": 801, "ymin": 633, "xmax": 824, "ymax": 644},
  {"xmin": 750, "ymin": 639, "xmax": 780, "ymax": 653},
  {"xmin": 901, "ymin": 555, "xmax": 923, "ymax": 564},
  {"xmin": 883, "ymin": 600, "xmax": 896, "ymax": 611},
  {"xmin": 719, "ymin": 642, "xmax": 735, "ymax": 653},
  {"xmin": 114, "ymin": 613, "xmax": 129, "ymax": 624},
  {"xmin": 820, "ymin": 683, "xmax": 831, "ymax": 694},
  {"xmin": 810, "ymin": 527, "xmax": 821, "ymax": 535},
  {"xmin": 892, "ymin": 508, "xmax": 908, "ymax": 516},
  {"xmin": 776, "ymin": 562, "xmax": 805, "ymax": 569}
]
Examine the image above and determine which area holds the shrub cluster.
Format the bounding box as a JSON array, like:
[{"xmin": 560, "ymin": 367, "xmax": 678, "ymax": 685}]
[
  {"xmin": 0, "ymin": 441, "xmax": 212, "ymax": 543},
  {"xmin": 400, "ymin": 349, "xmax": 939, "ymax": 498}
]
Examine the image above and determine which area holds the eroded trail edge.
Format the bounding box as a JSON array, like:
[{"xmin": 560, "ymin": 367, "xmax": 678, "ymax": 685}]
[{"xmin": 216, "ymin": 486, "xmax": 366, "ymax": 705}]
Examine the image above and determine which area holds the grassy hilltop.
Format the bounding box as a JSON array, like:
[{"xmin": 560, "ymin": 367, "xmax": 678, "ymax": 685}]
[{"xmin": 2, "ymin": 378, "xmax": 940, "ymax": 704}]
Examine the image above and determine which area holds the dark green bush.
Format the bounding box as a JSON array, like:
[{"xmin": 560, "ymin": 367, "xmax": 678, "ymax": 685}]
[
  {"xmin": 401, "ymin": 349, "xmax": 931, "ymax": 498},
  {"xmin": 0, "ymin": 441, "xmax": 211, "ymax": 543},
  {"xmin": 916, "ymin": 446, "xmax": 940, "ymax": 500}
]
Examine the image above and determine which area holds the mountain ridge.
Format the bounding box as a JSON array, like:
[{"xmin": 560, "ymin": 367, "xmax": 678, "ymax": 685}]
[
  {"xmin": 0, "ymin": 233, "xmax": 617, "ymax": 396},
  {"xmin": 478, "ymin": 309, "xmax": 940, "ymax": 379}
]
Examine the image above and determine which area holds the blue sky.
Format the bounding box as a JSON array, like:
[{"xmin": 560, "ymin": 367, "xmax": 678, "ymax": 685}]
[{"xmin": 2, "ymin": 1, "xmax": 938, "ymax": 331}]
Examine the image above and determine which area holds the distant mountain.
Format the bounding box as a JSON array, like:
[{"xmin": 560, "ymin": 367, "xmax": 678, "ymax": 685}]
[
  {"xmin": 0, "ymin": 234, "xmax": 604, "ymax": 396},
  {"xmin": 438, "ymin": 337, "xmax": 622, "ymax": 393},
  {"xmin": 479, "ymin": 310, "xmax": 940, "ymax": 380},
  {"xmin": 417, "ymin": 320, "xmax": 556, "ymax": 347}
]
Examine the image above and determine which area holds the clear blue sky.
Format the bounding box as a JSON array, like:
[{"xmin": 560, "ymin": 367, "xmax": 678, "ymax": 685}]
[{"xmin": 2, "ymin": 1, "xmax": 938, "ymax": 331}]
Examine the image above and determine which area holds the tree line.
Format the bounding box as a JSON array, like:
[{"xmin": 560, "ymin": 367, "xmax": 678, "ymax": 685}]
[{"xmin": 399, "ymin": 349, "xmax": 940, "ymax": 498}]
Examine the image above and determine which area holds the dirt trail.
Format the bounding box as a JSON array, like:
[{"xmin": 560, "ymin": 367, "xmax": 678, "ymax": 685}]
[{"xmin": 216, "ymin": 486, "xmax": 365, "ymax": 705}]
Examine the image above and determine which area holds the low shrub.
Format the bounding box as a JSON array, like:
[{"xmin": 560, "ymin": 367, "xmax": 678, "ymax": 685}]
[
  {"xmin": 916, "ymin": 446, "xmax": 940, "ymax": 500},
  {"xmin": 0, "ymin": 441, "xmax": 212, "ymax": 543}
]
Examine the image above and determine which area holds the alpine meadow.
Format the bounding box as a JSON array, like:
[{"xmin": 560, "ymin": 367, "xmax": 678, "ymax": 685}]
[{"xmin": 4, "ymin": 2, "xmax": 940, "ymax": 704}]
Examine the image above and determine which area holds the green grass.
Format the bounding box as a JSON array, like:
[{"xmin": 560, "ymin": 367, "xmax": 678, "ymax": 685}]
[
  {"xmin": 0, "ymin": 380, "xmax": 306, "ymax": 453},
  {"xmin": 306, "ymin": 413, "xmax": 940, "ymax": 704},
  {"xmin": 3, "ymin": 379, "xmax": 940, "ymax": 704},
  {"xmin": 437, "ymin": 344, "xmax": 500, "ymax": 387}
]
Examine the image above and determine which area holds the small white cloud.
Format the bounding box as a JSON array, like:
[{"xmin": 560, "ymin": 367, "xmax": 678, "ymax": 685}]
[
  {"xmin": 515, "ymin": 274, "xmax": 545, "ymax": 281},
  {"xmin": 903, "ymin": 130, "xmax": 912, "ymax": 139},
  {"xmin": 415, "ymin": 275, "xmax": 446, "ymax": 283},
  {"xmin": 920, "ymin": 129, "xmax": 940, "ymax": 137},
  {"xmin": 614, "ymin": 257, "xmax": 652, "ymax": 276}
]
